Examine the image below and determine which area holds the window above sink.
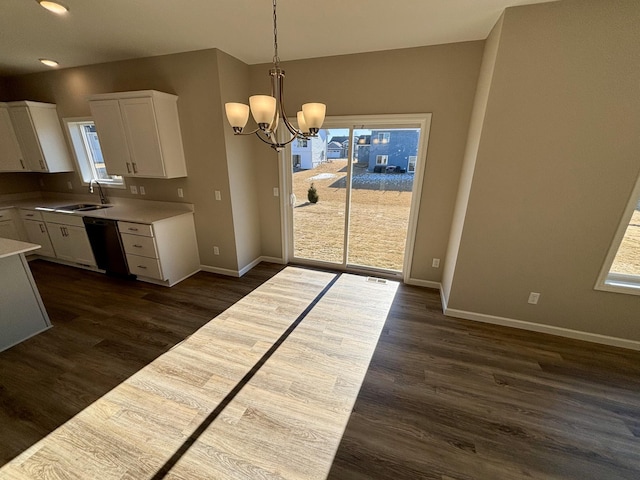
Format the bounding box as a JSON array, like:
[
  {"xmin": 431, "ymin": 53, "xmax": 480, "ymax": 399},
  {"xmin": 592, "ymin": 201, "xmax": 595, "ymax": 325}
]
[{"xmin": 63, "ymin": 118, "xmax": 125, "ymax": 189}]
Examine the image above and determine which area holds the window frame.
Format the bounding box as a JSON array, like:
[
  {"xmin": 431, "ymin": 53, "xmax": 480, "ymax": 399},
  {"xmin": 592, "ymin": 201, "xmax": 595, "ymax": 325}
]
[
  {"xmin": 63, "ymin": 117, "xmax": 126, "ymax": 189},
  {"xmin": 408, "ymin": 156, "xmax": 417, "ymax": 173},
  {"xmin": 376, "ymin": 132, "xmax": 390, "ymax": 144},
  {"xmin": 376, "ymin": 155, "xmax": 388, "ymax": 165},
  {"xmin": 594, "ymin": 172, "xmax": 640, "ymax": 296}
]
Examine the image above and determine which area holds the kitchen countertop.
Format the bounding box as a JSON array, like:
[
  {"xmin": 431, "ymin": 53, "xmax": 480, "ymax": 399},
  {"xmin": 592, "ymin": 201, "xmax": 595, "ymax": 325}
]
[
  {"xmin": 0, "ymin": 238, "xmax": 41, "ymax": 259},
  {"xmin": 0, "ymin": 198, "xmax": 194, "ymax": 224}
]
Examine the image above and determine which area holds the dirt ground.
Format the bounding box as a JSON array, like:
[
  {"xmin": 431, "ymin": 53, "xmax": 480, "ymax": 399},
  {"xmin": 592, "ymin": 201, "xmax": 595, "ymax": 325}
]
[
  {"xmin": 292, "ymin": 160, "xmax": 412, "ymax": 271},
  {"xmin": 611, "ymin": 210, "xmax": 640, "ymax": 275}
]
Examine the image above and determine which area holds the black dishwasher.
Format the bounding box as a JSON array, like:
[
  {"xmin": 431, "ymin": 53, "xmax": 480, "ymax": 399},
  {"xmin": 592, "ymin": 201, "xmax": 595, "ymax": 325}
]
[{"xmin": 83, "ymin": 217, "xmax": 133, "ymax": 278}]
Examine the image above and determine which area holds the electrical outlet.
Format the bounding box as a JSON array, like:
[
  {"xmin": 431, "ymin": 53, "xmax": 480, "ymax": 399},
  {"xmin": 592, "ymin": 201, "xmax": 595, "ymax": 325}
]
[
  {"xmin": 130, "ymin": 185, "xmax": 138, "ymax": 194},
  {"xmin": 213, "ymin": 246, "xmax": 220, "ymax": 255},
  {"xmin": 528, "ymin": 292, "xmax": 541, "ymax": 305},
  {"xmin": 215, "ymin": 190, "xmax": 221, "ymax": 201},
  {"xmin": 273, "ymin": 187, "xmax": 279, "ymax": 197},
  {"xmin": 139, "ymin": 186, "xmax": 146, "ymax": 195},
  {"xmin": 67, "ymin": 181, "xmax": 73, "ymax": 190},
  {"xmin": 432, "ymin": 258, "xmax": 440, "ymax": 268},
  {"xmin": 177, "ymin": 188, "xmax": 184, "ymax": 198}
]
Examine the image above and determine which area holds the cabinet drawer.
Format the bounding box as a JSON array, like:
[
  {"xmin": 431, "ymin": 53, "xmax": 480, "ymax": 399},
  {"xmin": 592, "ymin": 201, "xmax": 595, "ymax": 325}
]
[
  {"xmin": 121, "ymin": 233, "xmax": 157, "ymax": 258},
  {"xmin": 118, "ymin": 221, "xmax": 153, "ymax": 237},
  {"xmin": 20, "ymin": 209, "xmax": 43, "ymax": 221},
  {"xmin": 126, "ymin": 254, "xmax": 163, "ymax": 280},
  {"xmin": 42, "ymin": 211, "xmax": 85, "ymax": 227}
]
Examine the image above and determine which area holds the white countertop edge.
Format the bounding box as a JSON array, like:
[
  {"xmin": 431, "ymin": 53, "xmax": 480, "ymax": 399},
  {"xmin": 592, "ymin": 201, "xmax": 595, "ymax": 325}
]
[{"xmin": 0, "ymin": 238, "xmax": 41, "ymax": 259}]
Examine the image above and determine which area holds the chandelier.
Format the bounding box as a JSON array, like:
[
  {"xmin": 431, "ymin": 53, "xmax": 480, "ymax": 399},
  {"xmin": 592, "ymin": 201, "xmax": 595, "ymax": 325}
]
[{"xmin": 224, "ymin": 0, "xmax": 326, "ymax": 152}]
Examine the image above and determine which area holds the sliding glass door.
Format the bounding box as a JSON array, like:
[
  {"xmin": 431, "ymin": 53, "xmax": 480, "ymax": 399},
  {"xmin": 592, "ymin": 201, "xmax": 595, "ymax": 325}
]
[{"xmin": 287, "ymin": 114, "xmax": 431, "ymax": 279}]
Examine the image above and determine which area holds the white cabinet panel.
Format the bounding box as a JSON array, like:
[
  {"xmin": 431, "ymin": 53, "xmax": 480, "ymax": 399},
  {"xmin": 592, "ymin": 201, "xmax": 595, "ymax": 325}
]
[
  {"xmin": 23, "ymin": 220, "xmax": 56, "ymax": 257},
  {"xmin": 0, "ymin": 254, "xmax": 50, "ymax": 353},
  {"xmin": 0, "ymin": 105, "xmax": 25, "ymax": 172},
  {"xmin": 88, "ymin": 90, "xmax": 186, "ymax": 179},
  {"xmin": 120, "ymin": 97, "xmax": 165, "ymax": 177},
  {"xmin": 0, "ymin": 220, "xmax": 20, "ymax": 240},
  {"xmin": 7, "ymin": 101, "xmax": 73, "ymax": 173},
  {"xmin": 89, "ymin": 99, "xmax": 132, "ymax": 176},
  {"xmin": 47, "ymin": 223, "xmax": 96, "ymax": 266}
]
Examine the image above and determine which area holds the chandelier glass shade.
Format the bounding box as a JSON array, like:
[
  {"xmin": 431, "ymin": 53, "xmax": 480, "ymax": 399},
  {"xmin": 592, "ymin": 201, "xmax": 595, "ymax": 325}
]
[{"xmin": 224, "ymin": 0, "xmax": 326, "ymax": 151}]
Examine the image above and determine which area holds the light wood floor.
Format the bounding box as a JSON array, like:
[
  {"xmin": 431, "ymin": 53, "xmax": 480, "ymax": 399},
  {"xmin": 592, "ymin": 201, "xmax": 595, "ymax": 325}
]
[{"xmin": 1, "ymin": 260, "xmax": 640, "ymax": 479}]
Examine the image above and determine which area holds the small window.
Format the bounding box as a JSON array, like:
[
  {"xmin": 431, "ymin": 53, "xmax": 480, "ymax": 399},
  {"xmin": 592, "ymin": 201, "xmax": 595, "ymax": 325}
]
[
  {"xmin": 408, "ymin": 156, "xmax": 417, "ymax": 173},
  {"xmin": 297, "ymin": 139, "xmax": 308, "ymax": 148},
  {"xmin": 376, "ymin": 155, "xmax": 388, "ymax": 165},
  {"xmin": 64, "ymin": 118, "xmax": 124, "ymax": 188},
  {"xmin": 374, "ymin": 132, "xmax": 390, "ymax": 144},
  {"xmin": 595, "ymin": 174, "xmax": 640, "ymax": 295}
]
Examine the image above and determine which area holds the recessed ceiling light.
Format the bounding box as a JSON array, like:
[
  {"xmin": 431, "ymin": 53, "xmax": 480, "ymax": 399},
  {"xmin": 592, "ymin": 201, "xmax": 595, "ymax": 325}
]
[
  {"xmin": 40, "ymin": 59, "xmax": 59, "ymax": 67},
  {"xmin": 38, "ymin": 1, "xmax": 69, "ymax": 15}
]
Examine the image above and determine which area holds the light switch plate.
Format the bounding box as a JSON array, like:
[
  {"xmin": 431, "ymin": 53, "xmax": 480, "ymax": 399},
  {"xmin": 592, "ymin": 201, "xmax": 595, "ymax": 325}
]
[
  {"xmin": 130, "ymin": 185, "xmax": 138, "ymax": 194},
  {"xmin": 139, "ymin": 186, "xmax": 146, "ymax": 195}
]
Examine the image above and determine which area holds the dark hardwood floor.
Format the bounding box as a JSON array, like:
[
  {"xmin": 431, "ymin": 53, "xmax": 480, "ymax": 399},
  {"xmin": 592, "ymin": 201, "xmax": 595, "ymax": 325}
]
[
  {"xmin": 2, "ymin": 260, "xmax": 640, "ymax": 479},
  {"xmin": 0, "ymin": 259, "xmax": 285, "ymax": 466}
]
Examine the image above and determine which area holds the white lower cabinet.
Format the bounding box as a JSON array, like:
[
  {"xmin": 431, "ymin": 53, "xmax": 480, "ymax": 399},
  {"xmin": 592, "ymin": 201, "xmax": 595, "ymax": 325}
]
[
  {"xmin": 118, "ymin": 213, "xmax": 199, "ymax": 286},
  {"xmin": 42, "ymin": 212, "xmax": 96, "ymax": 267},
  {"xmin": 0, "ymin": 209, "xmax": 21, "ymax": 241},
  {"xmin": 19, "ymin": 209, "xmax": 56, "ymax": 257}
]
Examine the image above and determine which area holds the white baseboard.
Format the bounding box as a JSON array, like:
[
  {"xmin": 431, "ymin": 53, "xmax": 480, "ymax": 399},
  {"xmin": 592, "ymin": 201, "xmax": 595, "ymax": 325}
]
[
  {"xmin": 405, "ymin": 277, "xmax": 442, "ymax": 290},
  {"xmin": 238, "ymin": 257, "xmax": 263, "ymax": 277},
  {"xmin": 259, "ymin": 256, "xmax": 285, "ymax": 265},
  {"xmin": 200, "ymin": 264, "xmax": 240, "ymax": 277},
  {"xmin": 201, "ymin": 256, "xmax": 286, "ymax": 278},
  {"xmin": 444, "ymin": 307, "xmax": 640, "ymax": 351}
]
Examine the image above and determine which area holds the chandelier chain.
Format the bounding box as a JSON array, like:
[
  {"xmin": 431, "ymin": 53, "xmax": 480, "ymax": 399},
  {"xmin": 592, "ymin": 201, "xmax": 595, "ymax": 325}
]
[{"xmin": 272, "ymin": 0, "xmax": 280, "ymax": 67}]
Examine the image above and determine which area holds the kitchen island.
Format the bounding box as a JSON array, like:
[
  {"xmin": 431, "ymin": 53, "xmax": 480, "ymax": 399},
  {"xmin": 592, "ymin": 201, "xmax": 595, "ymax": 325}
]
[{"xmin": 0, "ymin": 238, "xmax": 51, "ymax": 352}]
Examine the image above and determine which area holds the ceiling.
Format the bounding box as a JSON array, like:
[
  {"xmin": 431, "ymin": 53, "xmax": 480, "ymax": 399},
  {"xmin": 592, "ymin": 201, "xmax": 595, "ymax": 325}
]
[{"xmin": 1, "ymin": 0, "xmax": 553, "ymax": 77}]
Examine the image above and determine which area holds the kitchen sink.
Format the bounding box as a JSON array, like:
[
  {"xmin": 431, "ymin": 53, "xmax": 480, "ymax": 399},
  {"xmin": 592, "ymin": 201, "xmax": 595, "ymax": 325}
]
[{"xmin": 55, "ymin": 203, "xmax": 113, "ymax": 212}]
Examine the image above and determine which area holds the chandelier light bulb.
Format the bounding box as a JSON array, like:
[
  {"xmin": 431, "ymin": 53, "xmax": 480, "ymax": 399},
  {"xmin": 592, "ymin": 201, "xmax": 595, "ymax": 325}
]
[
  {"xmin": 297, "ymin": 111, "xmax": 309, "ymax": 134},
  {"xmin": 225, "ymin": 103, "xmax": 250, "ymax": 132},
  {"xmin": 249, "ymin": 95, "xmax": 277, "ymax": 127},
  {"xmin": 301, "ymin": 103, "xmax": 326, "ymax": 130}
]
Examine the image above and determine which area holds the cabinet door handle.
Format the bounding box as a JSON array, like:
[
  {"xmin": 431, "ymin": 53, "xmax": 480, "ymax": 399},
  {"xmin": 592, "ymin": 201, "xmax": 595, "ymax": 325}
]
[
  {"xmin": 137, "ymin": 265, "xmax": 147, "ymax": 269},
  {"xmin": 26, "ymin": 213, "xmax": 34, "ymax": 217},
  {"xmin": 19, "ymin": 159, "xmax": 25, "ymax": 169},
  {"xmin": 126, "ymin": 162, "xmax": 131, "ymax": 173},
  {"xmin": 39, "ymin": 160, "xmax": 45, "ymax": 169},
  {"xmin": 132, "ymin": 162, "xmax": 138, "ymax": 174},
  {"xmin": 128, "ymin": 227, "xmax": 138, "ymax": 231},
  {"xmin": 133, "ymin": 244, "xmax": 142, "ymax": 248},
  {"xmin": 40, "ymin": 223, "xmax": 45, "ymax": 233}
]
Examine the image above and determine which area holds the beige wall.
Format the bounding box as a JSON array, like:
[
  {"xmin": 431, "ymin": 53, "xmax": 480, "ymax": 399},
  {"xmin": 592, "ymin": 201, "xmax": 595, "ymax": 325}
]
[
  {"xmin": 249, "ymin": 43, "xmax": 485, "ymax": 278},
  {"xmin": 0, "ymin": 172, "xmax": 40, "ymax": 195},
  {"xmin": 447, "ymin": 0, "xmax": 640, "ymax": 340},
  {"xmin": 216, "ymin": 50, "xmax": 262, "ymax": 270},
  {"xmin": 443, "ymin": 15, "xmax": 505, "ymax": 303},
  {"xmin": 3, "ymin": 49, "xmax": 240, "ymax": 271}
]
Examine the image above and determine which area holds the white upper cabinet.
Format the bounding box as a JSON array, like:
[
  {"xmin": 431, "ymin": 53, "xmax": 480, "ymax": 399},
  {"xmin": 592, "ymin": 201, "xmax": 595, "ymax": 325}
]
[
  {"xmin": 7, "ymin": 101, "xmax": 74, "ymax": 173},
  {"xmin": 0, "ymin": 104, "xmax": 26, "ymax": 172},
  {"xmin": 88, "ymin": 90, "xmax": 187, "ymax": 179}
]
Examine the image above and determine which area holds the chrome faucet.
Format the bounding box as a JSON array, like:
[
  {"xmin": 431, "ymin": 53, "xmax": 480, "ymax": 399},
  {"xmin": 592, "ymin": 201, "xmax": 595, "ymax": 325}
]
[{"xmin": 89, "ymin": 179, "xmax": 108, "ymax": 204}]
